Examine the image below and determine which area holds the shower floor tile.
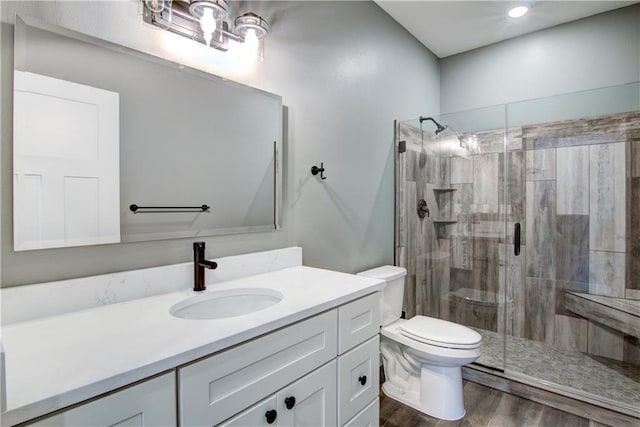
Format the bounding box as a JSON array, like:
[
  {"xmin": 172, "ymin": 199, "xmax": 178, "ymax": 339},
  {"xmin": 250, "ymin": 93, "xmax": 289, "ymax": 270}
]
[{"xmin": 473, "ymin": 328, "xmax": 640, "ymax": 414}]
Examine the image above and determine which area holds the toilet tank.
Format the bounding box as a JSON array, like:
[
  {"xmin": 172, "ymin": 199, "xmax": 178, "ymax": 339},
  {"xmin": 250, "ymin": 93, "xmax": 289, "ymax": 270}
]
[{"xmin": 358, "ymin": 265, "xmax": 407, "ymax": 326}]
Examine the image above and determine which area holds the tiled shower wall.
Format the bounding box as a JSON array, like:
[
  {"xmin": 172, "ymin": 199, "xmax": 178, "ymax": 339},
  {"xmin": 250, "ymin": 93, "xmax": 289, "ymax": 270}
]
[{"xmin": 395, "ymin": 111, "xmax": 640, "ymax": 365}]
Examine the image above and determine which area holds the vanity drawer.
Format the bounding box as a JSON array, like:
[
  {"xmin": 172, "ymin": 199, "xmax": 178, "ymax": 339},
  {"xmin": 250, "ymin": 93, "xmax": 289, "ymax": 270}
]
[
  {"xmin": 338, "ymin": 293, "xmax": 380, "ymax": 354},
  {"xmin": 337, "ymin": 336, "xmax": 379, "ymax": 426},
  {"xmin": 343, "ymin": 397, "xmax": 379, "ymax": 427},
  {"xmin": 179, "ymin": 310, "xmax": 337, "ymax": 426},
  {"xmin": 28, "ymin": 372, "xmax": 176, "ymax": 427}
]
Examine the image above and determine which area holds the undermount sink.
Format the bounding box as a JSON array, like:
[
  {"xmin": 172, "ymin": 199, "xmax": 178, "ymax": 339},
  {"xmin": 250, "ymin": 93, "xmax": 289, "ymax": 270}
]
[{"xmin": 170, "ymin": 288, "xmax": 283, "ymax": 320}]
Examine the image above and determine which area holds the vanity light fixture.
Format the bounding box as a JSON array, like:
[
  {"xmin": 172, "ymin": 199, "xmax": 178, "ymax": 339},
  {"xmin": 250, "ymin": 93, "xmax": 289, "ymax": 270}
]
[
  {"xmin": 141, "ymin": 0, "xmax": 269, "ymax": 59},
  {"xmin": 508, "ymin": 5, "xmax": 529, "ymax": 18}
]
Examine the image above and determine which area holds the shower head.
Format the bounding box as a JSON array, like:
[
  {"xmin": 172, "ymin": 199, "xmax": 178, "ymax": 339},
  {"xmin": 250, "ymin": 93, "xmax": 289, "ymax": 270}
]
[{"xmin": 419, "ymin": 116, "xmax": 448, "ymax": 135}]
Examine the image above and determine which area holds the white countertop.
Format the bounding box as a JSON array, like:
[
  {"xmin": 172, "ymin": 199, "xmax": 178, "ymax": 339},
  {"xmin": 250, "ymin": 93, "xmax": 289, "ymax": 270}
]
[{"xmin": 1, "ymin": 266, "xmax": 384, "ymax": 426}]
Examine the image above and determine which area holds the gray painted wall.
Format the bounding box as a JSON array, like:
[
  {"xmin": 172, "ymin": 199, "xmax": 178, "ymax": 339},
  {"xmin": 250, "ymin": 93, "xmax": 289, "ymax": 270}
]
[
  {"xmin": 0, "ymin": 1, "xmax": 439, "ymax": 286},
  {"xmin": 440, "ymin": 4, "xmax": 640, "ymax": 114}
]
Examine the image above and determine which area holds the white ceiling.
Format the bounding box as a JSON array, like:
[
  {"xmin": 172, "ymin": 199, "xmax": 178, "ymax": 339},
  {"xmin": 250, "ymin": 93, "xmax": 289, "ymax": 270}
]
[{"xmin": 375, "ymin": 1, "xmax": 638, "ymax": 58}]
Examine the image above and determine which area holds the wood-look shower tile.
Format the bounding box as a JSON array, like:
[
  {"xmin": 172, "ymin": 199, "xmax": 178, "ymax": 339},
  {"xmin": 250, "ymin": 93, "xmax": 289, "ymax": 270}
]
[
  {"xmin": 418, "ymin": 252, "xmax": 448, "ymax": 319},
  {"xmin": 398, "ymin": 121, "xmax": 422, "ymax": 142},
  {"xmin": 631, "ymin": 139, "xmax": 640, "ymax": 178},
  {"xmin": 405, "ymin": 181, "xmax": 417, "ymax": 319},
  {"xmin": 525, "ymin": 134, "xmax": 625, "ymax": 151},
  {"xmin": 526, "ymin": 181, "xmax": 556, "ymax": 280},
  {"xmin": 629, "ymin": 177, "xmax": 640, "ymax": 291},
  {"xmin": 522, "ymin": 112, "xmax": 640, "ymax": 150},
  {"xmin": 526, "ymin": 148, "xmax": 556, "ymax": 181},
  {"xmin": 451, "ymin": 156, "xmax": 473, "ymax": 184},
  {"xmin": 396, "ymin": 246, "xmax": 406, "ymax": 271},
  {"xmin": 473, "ymin": 238, "xmax": 500, "ymax": 294},
  {"xmin": 555, "ymin": 279, "xmax": 589, "ymax": 317},
  {"xmin": 424, "ymin": 155, "xmax": 448, "ymax": 186},
  {"xmin": 623, "ymin": 334, "xmax": 640, "ymax": 365},
  {"xmin": 436, "ymin": 191, "xmax": 452, "ymax": 219},
  {"xmin": 557, "ymin": 146, "xmax": 589, "ymax": 215},
  {"xmin": 450, "ymin": 268, "xmax": 472, "ymax": 293},
  {"xmin": 626, "ymin": 288, "xmax": 640, "ymax": 299},
  {"xmin": 499, "ymin": 243, "xmax": 524, "ymax": 337},
  {"xmin": 396, "ymin": 178, "xmax": 409, "ymax": 250},
  {"xmin": 451, "ymin": 238, "xmax": 473, "ymax": 271},
  {"xmin": 436, "ymin": 240, "xmax": 451, "ymax": 320},
  {"xmin": 507, "ymin": 150, "xmax": 525, "ymax": 226},
  {"xmin": 474, "ymin": 153, "xmax": 500, "ymax": 214},
  {"xmin": 554, "ymin": 314, "xmax": 588, "ymax": 353},
  {"xmin": 405, "ymin": 149, "xmax": 417, "ymax": 182},
  {"xmin": 415, "ymin": 253, "xmax": 429, "ymax": 316},
  {"xmin": 507, "ymin": 126, "xmax": 524, "ymax": 151},
  {"xmin": 525, "ymin": 278, "xmax": 556, "ymax": 344},
  {"xmin": 441, "ymin": 157, "xmax": 451, "ymax": 187},
  {"xmin": 589, "ymin": 143, "xmax": 626, "ymax": 253},
  {"xmin": 588, "ymin": 321, "xmax": 624, "ymax": 361},
  {"xmin": 452, "ymin": 183, "xmax": 473, "ymax": 220},
  {"xmin": 475, "ymin": 128, "xmax": 508, "ymax": 155},
  {"xmin": 589, "ymin": 250, "xmax": 626, "ymax": 297},
  {"xmin": 555, "ymin": 215, "xmax": 589, "ymax": 284}
]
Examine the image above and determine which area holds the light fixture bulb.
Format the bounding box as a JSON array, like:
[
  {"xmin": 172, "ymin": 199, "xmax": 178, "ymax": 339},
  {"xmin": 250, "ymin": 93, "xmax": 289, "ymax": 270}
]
[
  {"xmin": 244, "ymin": 28, "xmax": 259, "ymax": 52},
  {"xmin": 144, "ymin": 0, "xmax": 165, "ymax": 13},
  {"xmin": 508, "ymin": 6, "xmax": 528, "ymax": 18},
  {"xmin": 199, "ymin": 7, "xmax": 217, "ymax": 46}
]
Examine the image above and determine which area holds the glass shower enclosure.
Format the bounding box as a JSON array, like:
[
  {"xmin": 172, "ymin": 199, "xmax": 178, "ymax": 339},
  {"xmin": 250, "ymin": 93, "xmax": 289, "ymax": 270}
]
[{"xmin": 394, "ymin": 82, "xmax": 640, "ymax": 417}]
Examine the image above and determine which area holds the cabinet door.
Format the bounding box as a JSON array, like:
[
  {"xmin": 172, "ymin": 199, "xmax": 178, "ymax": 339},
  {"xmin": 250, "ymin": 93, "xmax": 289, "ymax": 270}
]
[
  {"xmin": 276, "ymin": 361, "xmax": 337, "ymax": 427},
  {"xmin": 343, "ymin": 398, "xmax": 379, "ymax": 427},
  {"xmin": 218, "ymin": 395, "xmax": 278, "ymax": 427},
  {"xmin": 28, "ymin": 372, "xmax": 176, "ymax": 427},
  {"xmin": 337, "ymin": 336, "xmax": 379, "ymax": 426}
]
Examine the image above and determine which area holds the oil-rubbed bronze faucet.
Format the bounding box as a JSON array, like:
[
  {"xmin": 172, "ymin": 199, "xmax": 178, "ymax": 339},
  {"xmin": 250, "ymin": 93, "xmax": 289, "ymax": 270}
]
[{"xmin": 193, "ymin": 241, "xmax": 217, "ymax": 292}]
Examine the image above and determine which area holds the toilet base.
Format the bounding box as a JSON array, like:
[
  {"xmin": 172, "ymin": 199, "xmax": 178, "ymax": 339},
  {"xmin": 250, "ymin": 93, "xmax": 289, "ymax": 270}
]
[{"xmin": 382, "ymin": 364, "xmax": 466, "ymax": 421}]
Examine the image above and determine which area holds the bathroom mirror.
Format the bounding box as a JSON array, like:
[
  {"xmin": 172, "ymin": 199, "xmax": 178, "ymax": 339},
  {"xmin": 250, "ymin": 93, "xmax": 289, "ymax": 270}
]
[{"xmin": 13, "ymin": 16, "xmax": 282, "ymax": 250}]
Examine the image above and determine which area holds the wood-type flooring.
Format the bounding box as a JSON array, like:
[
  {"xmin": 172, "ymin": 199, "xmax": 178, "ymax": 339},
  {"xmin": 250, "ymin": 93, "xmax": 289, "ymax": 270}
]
[{"xmin": 379, "ymin": 381, "xmax": 607, "ymax": 427}]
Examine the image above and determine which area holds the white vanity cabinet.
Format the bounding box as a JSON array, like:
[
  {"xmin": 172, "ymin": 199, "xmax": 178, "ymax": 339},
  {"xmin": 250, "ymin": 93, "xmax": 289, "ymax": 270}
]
[
  {"xmin": 180, "ymin": 292, "xmax": 381, "ymax": 427},
  {"xmin": 20, "ymin": 292, "xmax": 381, "ymax": 427},
  {"xmin": 27, "ymin": 372, "xmax": 176, "ymax": 427}
]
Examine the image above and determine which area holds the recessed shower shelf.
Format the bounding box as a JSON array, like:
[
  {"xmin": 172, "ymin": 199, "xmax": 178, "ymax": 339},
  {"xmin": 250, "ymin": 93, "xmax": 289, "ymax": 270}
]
[
  {"xmin": 432, "ymin": 219, "xmax": 457, "ymax": 224},
  {"xmin": 433, "ymin": 188, "xmax": 457, "ymax": 192}
]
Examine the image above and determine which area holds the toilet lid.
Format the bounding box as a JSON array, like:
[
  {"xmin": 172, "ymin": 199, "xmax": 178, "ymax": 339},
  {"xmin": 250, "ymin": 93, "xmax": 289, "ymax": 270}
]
[{"xmin": 400, "ymin": 316, "xmax": 481, "ymax": 349}]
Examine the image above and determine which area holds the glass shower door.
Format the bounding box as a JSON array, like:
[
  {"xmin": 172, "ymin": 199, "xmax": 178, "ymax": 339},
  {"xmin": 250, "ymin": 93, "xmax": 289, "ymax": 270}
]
[
  {"xmin": 503, "ymin": 83, "xmax": 640, "ymax": 415},
  {"xmin": 394, "ymin": 104, "xmax": 509, "ymax": 372}
]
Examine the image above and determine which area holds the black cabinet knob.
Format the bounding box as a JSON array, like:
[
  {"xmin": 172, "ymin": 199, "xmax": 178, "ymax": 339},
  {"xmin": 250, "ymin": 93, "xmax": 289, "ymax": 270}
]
[
  {"xmin": 284, "ymin": 396, "xmax": 296, "ymax": 410},
  {"xmin": 358, "ymin": 375, "xmax": 367, "ymax": 386},
  {"xmin": 265, "ymin": 409, "xmax": 277, "ymax": 424}
]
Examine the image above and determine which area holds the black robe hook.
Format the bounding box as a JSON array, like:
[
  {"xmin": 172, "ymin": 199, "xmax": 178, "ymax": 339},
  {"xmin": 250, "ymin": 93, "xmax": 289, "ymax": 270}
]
[{"xmin": 311, "ymin": 162, "xmax": 326, "ymax": 180}]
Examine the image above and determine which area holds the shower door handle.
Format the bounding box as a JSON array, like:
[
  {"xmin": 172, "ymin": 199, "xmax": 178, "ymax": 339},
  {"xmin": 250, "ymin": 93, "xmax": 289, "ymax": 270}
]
[{"xmin": 513, "ymin": 223, "xmax": 521, "ymax": 256}]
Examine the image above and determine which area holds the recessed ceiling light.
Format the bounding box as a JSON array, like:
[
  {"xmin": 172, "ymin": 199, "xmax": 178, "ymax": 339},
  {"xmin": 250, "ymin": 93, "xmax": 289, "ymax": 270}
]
[{"xmin": 508, "ymin": 6, "xmax": 529, "ymax": 18}]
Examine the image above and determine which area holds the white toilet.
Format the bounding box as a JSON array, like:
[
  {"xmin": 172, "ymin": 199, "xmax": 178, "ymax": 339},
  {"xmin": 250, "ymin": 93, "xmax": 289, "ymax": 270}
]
[{"xmin": 358, "ymin": 265, "xmax": 481, "ymax": 421}]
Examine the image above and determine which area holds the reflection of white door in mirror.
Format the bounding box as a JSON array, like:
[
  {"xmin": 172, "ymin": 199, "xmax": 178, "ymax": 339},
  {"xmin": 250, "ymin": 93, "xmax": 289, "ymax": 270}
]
[{"xmin": 13, "ymin": 71, "xmax": 120, "ymax": 251}]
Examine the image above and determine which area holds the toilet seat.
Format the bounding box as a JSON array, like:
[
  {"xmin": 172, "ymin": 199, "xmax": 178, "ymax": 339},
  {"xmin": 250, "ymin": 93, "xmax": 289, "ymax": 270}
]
[
  {"xmin": 381, "ymin": 319, "xmax": 481, "ymax": 364},
  {"xmin": 400, "ymin": 316, "xmax": 481, "ymax": 350}
]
